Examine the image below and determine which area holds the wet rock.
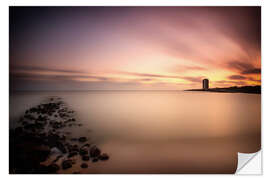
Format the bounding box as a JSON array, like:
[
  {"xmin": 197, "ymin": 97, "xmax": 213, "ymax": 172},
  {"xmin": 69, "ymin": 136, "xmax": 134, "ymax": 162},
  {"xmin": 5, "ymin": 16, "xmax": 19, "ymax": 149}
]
[
  {"xmin": 81, "ymin": 144, "xmax": 90, "ymax": 148},
  {"xmin": 90, "ymin": 145, "xmax": 101, "ymax": 157},
  {"xmin": 62, "ymin": 160, "xmax": 72, "ymax": 170},
  {"xmin": 10, "ymin": 97, "xmax": 110, "ymax": 173},
  {"xmin": 79, "ymin": 147, "xmax": 88, "ymax": 156},
  {"xmin": 33, "ymin": 145, "xmax": 51, "ymax": 162},
  {"xmin": 52, "ymin": 155, "xmax": 63, "ymax": 163},
  {"xmin": 99, "ymin": 153, "xmax": 109, "ymax": 161},
  {"xmin": 55, "ymin": 141, "xmax": 67, "ymax": 154},
  {"xmin": 82, "ymin": 155, "xmax": 90, "ymax": 161},
  {"xmin": 47, "ymin": 163, "xmax": 60, "ymax": 173},
  {"xmin": 70, "ymin": 145, "xmax": 79, "ymax": 152},
  {"xmin": 80, "ymin": 163, "xmax": 88, "ymax": 168},
  {"xmin": 78, "ymin": 137, "xmax": 87, "ymax": 143},
  {"xmin": 68, "ymin": 151, "xmax": 78, "ymax": 158}
]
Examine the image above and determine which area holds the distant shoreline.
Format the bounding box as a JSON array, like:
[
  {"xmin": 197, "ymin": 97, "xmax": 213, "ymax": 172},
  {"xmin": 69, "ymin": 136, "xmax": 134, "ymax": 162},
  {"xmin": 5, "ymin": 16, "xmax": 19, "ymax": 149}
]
[{"xmin": 185, "ymin": 86, "xmax": 261, "ymax": 94}]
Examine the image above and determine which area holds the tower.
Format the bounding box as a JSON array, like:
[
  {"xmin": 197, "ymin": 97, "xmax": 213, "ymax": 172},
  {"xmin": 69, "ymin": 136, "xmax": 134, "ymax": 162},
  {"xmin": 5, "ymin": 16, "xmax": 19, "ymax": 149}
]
[{"xmin": 202, "ymin": 79, "xmax": 209, "ymax": 90}]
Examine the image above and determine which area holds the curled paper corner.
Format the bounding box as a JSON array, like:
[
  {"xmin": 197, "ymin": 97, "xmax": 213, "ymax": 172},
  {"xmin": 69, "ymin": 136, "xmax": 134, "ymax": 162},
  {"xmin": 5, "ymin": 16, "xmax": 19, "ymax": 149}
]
[{"xmin": 235, "ymin": 150, "xmax": 262, "ymax": 175}]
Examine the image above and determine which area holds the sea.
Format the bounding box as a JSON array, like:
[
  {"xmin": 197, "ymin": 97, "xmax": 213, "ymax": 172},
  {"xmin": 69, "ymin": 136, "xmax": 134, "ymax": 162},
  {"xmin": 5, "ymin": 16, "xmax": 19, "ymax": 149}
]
[{"xmin": 9, "ymin": 91, "xmax": 261, "ymax": 173}]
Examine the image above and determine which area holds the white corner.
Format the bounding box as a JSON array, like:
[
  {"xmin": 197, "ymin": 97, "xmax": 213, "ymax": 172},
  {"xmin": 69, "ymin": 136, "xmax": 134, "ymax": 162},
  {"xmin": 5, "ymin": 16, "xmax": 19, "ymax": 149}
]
[{"xmin": 235, "ymin": 150, "xmax": 262, "ymax": 175}]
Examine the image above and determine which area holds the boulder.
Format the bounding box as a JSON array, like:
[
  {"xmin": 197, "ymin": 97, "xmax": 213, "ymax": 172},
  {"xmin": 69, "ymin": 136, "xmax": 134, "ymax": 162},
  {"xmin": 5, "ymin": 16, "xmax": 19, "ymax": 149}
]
[
  {"xmin": 79, "ymin": 147, "xmax": 88, "ymax": 156},
  {"xmin": 89, "ymin": 145, "xmax": 101, "ymax": 157},
  {"xmin": 68, "ymin": 151, "xmax": 78, "ymax": 158},
  {"xmin": 62, "ymin": 160, "xmax": 72, "ymax": 170},
  {"xmin": 82, "ymin": 155, "xmax": 89, "ymax": 161},
  {"xmin": 47, "ymin": 163, "xmax": 60, "ymax": 173},
  {"xmin": 99, "ymin": 153, "xmax": 109, "ymax": 161},
  {"xmin": 80, "ymin": 163, "xmax": 88, "ymax": 168}
]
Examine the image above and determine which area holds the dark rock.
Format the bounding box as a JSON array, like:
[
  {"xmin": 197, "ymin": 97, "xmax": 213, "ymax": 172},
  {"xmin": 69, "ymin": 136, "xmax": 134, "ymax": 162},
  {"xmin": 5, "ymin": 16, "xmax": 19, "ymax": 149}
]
[
  {"xmin": 33, "ymin": 145, "xmax": 51, "ymax": 162},
  {"xmin": 90, "ymin": 145, "xmax": 101, "ymax": 157},
  {"xmin": 68, "ymin": 151, "xmax": 78, "ymax": 158},
  {"xmin": 9, "ymin": 97, "xmax": 96, "ymax": 173},
  {"xmin": 62, "ymin": 160, "xmax": 72, "ymax": 170},
  {"xmin": 52, "ymin": 155, "xmax": 63, "ymax": 163},
  {"xmin": 55, "ymin": 141, "xmax": 67, "ymax": 154},
  {"xmin": 78, "ymin": 137, "xmax": 87, "ymax": 143},
  {"xmin": 80, "ymin": 163, "xmax": 88, "ymax": 168},
  {"xmin": 99, "ymin": 153, "xmax": 109, "ymax": 161},
  {"xmin": 81, "ymin": 144, "xmax": 90, "ymax": 148},
  {"xmin": 70, "ymin": 145, "xmax": 79, "ymax": 152},
  {"xmin": 79, "ymin": 147, "xmax": 88, "ymax": 156},
  {"xmin": 82, "ymin": 155, "xmax": 90, "ymax": 161},
  {"xmin": 92, "ymin": 158, "xmax": 98, "ymax": 162},
  {"xmin": 47, "ymin": 163, "xmax": 60, "ymax": 173}
]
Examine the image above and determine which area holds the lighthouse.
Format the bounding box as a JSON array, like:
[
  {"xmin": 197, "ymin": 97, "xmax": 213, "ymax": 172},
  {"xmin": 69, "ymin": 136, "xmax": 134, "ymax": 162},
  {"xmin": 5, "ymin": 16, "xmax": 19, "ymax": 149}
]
[{"xmin": 202, "ymin": 79, "xmax": 209, "ymax": 90}]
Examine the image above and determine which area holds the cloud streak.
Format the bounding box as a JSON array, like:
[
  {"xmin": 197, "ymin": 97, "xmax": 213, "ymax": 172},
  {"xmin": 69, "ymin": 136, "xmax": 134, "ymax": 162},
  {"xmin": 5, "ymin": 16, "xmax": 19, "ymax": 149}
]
[{"xmin": 9, "ymin": 7, "xmax": 261, "ymax": 90}]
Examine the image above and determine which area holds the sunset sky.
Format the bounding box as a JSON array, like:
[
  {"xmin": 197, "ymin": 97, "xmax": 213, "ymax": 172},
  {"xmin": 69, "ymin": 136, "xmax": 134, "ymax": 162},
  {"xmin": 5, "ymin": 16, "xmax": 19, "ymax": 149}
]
[{"xmin": 10, "ymin": 7, "xmax": 261, "ymax": 91}]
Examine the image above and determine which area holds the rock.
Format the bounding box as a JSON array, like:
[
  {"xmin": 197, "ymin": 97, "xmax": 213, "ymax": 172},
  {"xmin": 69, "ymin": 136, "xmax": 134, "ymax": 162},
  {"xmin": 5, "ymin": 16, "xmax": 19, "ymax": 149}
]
[
  {"xmin": 82, "ymin": 155, "xmax": 89, "ymax": 161},
  {"xmin": 99, "ymin": 153, "xmax": 109, "ymax": 161},
  {"xmin": 55, "ymin": 141, "xmax": 67, "ymax": 154},
  {"xmin": 33, "ymin": 145, "xmax": 51, "ymax": 162},
  {"xmin": 52, "ymin": 155, "xmax": 63, "ymax": 163},
  {"xmin": 80, "ymin": 163, "xmax": 88, "ymax": 168},
  {"xmin": 47, "ymin": 163, "xmax": 60, "ymax": 173},
  {"xmin": 92, "ymin": 158, "xmax": 98, "ymax": 163},
  {"xmin": 70, "ymin": 145, "xmax": 79, "ymax": 152},
  {"xmin": 78, "ymin": 137, "xmax": 87, "ymax": 143},
  {"xmin": 9, "ymin": 97, "xmax": 98, "ymax": 173},
  {"xmin": 79, "ymin": 147, "xmax": 88, "ymax": 156},
  {"xmin": 68, "ymin": 151, "xmax": 78, "ymax": 158},
  {"xmin": 81, "ymin": 144, "xmax": 90, "ymax": 149},
  {"xmin": 62, "ymin": 160, "xmax": 72, "ymax": 170},
  {"xmin": 90, "ymin": 146, "xmax": 101, "ymax": 157},
  {"xmin": 50, "ymin": 147, "xmax": 62, "ymax": 155}
]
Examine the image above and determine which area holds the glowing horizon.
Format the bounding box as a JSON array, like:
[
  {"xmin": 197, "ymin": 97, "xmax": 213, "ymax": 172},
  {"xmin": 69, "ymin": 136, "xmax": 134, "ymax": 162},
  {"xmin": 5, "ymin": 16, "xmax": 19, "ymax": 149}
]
[{"xmin": 10, "ymin": 7, "xmax": 261, "ymax": 91}]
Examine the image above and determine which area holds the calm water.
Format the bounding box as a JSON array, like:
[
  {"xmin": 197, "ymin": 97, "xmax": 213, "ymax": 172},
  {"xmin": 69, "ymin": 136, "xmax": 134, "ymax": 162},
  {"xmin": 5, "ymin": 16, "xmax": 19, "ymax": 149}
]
[{"xmin": 9, "ymin": 91, "xmax": 261, "ymax": 173}]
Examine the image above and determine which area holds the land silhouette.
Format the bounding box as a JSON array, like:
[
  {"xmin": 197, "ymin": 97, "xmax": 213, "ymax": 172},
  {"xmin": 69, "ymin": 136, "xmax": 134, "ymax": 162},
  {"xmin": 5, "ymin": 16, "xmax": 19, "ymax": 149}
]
[{"xmin": 186, "ymin": 85, "xmax": 261, "ymax": 94}]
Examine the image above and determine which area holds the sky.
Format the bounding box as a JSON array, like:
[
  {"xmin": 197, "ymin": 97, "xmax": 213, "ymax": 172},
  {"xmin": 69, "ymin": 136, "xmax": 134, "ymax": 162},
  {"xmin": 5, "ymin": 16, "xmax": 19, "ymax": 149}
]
[{"xmin": 10, "ymin": 7, "xmax": 261, "ymax": 91}]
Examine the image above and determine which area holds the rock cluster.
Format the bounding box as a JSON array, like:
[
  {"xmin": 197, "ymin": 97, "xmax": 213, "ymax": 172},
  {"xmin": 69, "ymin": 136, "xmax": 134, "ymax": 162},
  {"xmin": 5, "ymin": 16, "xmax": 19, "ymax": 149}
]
[{"xmin": 9, "ymin": 97, "xmax": 109, "ymax": 174}]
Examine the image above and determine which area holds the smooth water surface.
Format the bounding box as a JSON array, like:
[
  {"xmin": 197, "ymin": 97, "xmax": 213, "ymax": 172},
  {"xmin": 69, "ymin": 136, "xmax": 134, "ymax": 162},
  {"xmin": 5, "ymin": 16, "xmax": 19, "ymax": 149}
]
[{"xmin": 10, "ymin": 91, "xmax": 261, "ymax": 173}]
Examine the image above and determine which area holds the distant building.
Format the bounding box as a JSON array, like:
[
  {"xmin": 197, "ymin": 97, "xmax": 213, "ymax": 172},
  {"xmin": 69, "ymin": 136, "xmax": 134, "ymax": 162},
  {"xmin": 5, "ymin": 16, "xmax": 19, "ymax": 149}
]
[{"xmin": 202, "ymin": 79, "xmax": 209, "ymax": 90}]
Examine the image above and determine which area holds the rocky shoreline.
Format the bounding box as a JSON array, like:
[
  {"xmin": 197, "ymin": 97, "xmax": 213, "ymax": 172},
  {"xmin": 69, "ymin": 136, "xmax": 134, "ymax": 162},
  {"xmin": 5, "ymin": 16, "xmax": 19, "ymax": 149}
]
[{"xmin": 9, "ymin": 96, "xmax": 109, "ymax": 174}]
